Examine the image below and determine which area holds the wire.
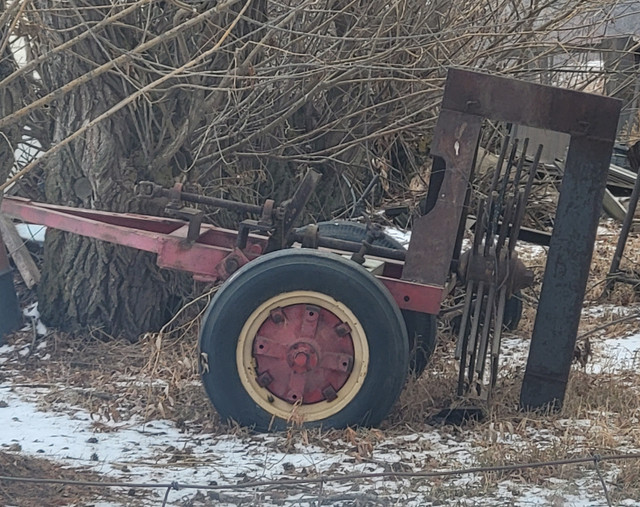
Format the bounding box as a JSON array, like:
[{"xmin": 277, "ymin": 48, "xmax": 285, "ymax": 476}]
[
  {"xmin": 592, "ymin": 454, "xmax": 612, "ymax": 507},
  {"xmin": 1, "ymin": 452, "xmax": 638, "ymax": 495}
]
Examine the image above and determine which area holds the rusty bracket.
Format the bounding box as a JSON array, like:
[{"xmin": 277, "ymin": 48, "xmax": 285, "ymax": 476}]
[
  {"xmin": 164, "ymin": 204, "xmax": 204, "ymax": 243},
  {"xmin": 216, "ymin": 248, "xmax": 250, "ymax": 280},
  {"xmin": 266, "ymin": 168, "xmax": 322, "ymax": 252}
]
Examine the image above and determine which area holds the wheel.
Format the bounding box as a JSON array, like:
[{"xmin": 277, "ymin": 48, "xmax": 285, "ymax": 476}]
[
  {"xmin": 312, "ymin": 220, "xmax": 437, "ymax": 378},
  {"xmin": 199, "ymin": 249, "xmax": 409, "ymax": 431},
  {"xmin": 314, "ymin": 220, "xmax": 405, "ymax": 250},
  {"xmin": 402, "ymin": 310, "xmax": 437, "ymax": 377},
  {"xmin": 502, "ymin": 291, "xmax": 523, "ymax": 331}
]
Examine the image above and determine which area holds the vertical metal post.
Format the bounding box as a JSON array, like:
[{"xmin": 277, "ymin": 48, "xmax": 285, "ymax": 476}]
[
  {"xmin": 520, "ymin": 135, "xmax": 617, "ymax": 410},
  {"xmin": 0, "ymin": 229, "xmax": 22, "ymax": 341}
]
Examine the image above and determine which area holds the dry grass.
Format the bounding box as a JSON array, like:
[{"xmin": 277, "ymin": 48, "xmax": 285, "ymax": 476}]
[
  {"xmin": 3, "ymin": 221, "xmax": 640, "ymax": 503},
  {"xmin": 0, "ymin": 452, "xmax": 139, "ymax": 506}
]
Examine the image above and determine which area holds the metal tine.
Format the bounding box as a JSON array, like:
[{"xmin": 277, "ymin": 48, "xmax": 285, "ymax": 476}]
[
  {"xmin": 457, "ymin": 280, "xmax": 476, "ymax": 395},
  {"xmin": 512, "ymin": 137, "xmax": 530, "ymax": 189},
  {"xmin": 484, "ymin": 190, "xmax": 499, "ymax": 254},
  {"xmin": 487, "ymin": 138, "xmax": 519, "ymax": 254},
  {"xmin": 466, "ymin": 280, "xmax": 485, "ymax": 388},
  {"xmin": 498, "ymin": 138, "xmax": 519, "ymax": 206},
  {"xmin": 495, "ymin": 195, "xmax": 515, "ymax": 256},
  {"xmin": 475, "ymin": 282, "xmax": 496, "ymax": 377},
  {"xmin": 476, "ymin": 195, "xmax": 514, "ymax": 378},
  {"xmin": 478, "ymin": 193, "xmax": 514, "ymax": 381},
  {"xmin": 455, "ymin": 198, "xmax": 486, "ymax": 363},
  {"xmin": 508, "ymin": 189, "xmax": 527, "ymax": 254},
  {"xmin": 456, "ymin": 199, "xmax": 487, "ymax": 394},
  {"xmin": 509, "ymin": 143, "xmax": 543, "ymax": 253},
  {"xmin": 475, "ymin": 136, "xmax": 523, "ymax": 389},
  {"xmin": 482, "ymin": 134, "xmax": 512, "ymax": 252},
  {"xmin": 489, "ymin": 134, "xmax": 512, "ymax": 195},
  {"xmin": 522, "ymin": 144, "xmax": 544, "ymax": 210},
  {"xmin": 489, "ymin": 285, "xmax": 508, "ymax": 392}
]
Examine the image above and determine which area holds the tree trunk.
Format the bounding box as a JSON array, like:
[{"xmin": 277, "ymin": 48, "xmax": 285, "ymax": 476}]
[
  {"xmin": 0, "ymin": 1, "xmax": 23, "ymax": 185},
  {"xmin": 36, "ymin": 50, "xmax": 183, "ymax": 339},
  {"xmin": 31, "ymin": 0, "xmax": 265, "ymax": 339}
]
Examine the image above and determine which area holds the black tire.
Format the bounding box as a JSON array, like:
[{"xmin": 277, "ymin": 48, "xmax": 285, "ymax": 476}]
[
  {"xmin": 314, "ymin": 220, "xmax": 437, "ymax": 378},
  {"xmin": 402, "ymin": 310, "xmax": 438, "ymax": 377},
  {"xmin": 199, "ymin": 249, "xmax": 409, "ymax": 432},
  {"xmin": 502, "ymin": 291, "xmax": 523, "ymax": 331},
  {"xmin": 314, "ymin": 220, "xmax": 405, "ymax": 250}
]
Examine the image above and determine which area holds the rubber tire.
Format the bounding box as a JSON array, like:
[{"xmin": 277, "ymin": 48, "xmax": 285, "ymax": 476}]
[
  {"xmin": 502, "ymin": 291, "xmax": 523, "ymax": 331},
  {"xmin": 402, "ymin": 310, "xmax": 437, "ymax": 377},
  {"xmin": 314, "ymin": 220, "xmax": 405, "ymax": 250},
  {"xmin": 314, "ymin": 220, "xmax": 437, "ymax": 377},
  {"xmin": 199, "ymin": 249, "xmax": 409, "ymax": 432}
]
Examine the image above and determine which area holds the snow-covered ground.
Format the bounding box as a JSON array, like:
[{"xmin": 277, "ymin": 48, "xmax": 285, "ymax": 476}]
[
  {"xmin": 1, "ymin": 230, "xmax": 640, "ymax": 506},
  {"xmin": 1, "ymin": 375, "xmax": 632, "ymax": 506},
  {"xmin": 2, "ymin": 318, "xmax": 639, "ymax": 506}
]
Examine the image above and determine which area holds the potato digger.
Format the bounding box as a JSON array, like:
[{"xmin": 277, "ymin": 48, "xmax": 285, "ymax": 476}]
[{"xmin": 0, "ymin": 69, "xmax": 621, "ymax": 431}]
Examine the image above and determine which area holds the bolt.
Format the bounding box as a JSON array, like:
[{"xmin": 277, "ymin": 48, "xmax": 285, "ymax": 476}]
[
  {"xmin": 294, "ymin": 352, "xmax": 307, "ymax": 367},
  {"xmin": 270, "ymin": 308, "xmax": 285, "ymax": 324},
  {"xmin": 322, "ymin": 385, "xmax": 338, "ymax": 402},
  {"xmin": 334, "ymin": 322, "xmax": 351, "ymax": 337},
  {"xmin": 225, "ymin": 257, "xmax": 239, "ymax": 274},
  {"xmin": 256, "ymin": 371, "xmax": 274, "ymax": 387},
  {"xmin": 305, "ymin": 305, "xmax": 321, "ymax": 318}
]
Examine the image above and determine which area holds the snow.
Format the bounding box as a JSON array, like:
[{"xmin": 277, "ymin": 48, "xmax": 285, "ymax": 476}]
[
  {"xmin": 22, "ymin": 302, "xmax": 48, "ymax": 336},
  {"xmin": 15, "ymin": 223, "xmax": 47, "ymax": 245},
  {"xmin": 1, "ymin": 229, "xmax": 639, "ymax": 506},
  {"xmin": 1, "ymin": 355, "xmax": 635, "ymax": 505},
  {"xmin": 589, "ymin": 332, "xmax": 640, "ymax": 373},
  {"xmin": 2, "ymin": 383, "xmax": 473, "ymax": 505},
  {"xmin": 383, "ymin": 226, "xmax": 411, "ymax": 247}
]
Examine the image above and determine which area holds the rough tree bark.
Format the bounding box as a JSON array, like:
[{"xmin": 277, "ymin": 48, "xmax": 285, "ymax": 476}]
[
  {"xmin": 31, "ymin": 0, "xmax": 267, "ymax": 339},
  {"xmin": 0, "ymin": 0, "xmax": 24, "ymax": 185}
]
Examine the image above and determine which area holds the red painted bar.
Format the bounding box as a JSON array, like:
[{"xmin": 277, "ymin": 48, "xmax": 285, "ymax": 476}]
[
  {"xmin": 2, "ymin": 196, "xmax": 444, "ymax": 315},
  {"xmin": 379, "ymin": 276, "xmax": 443, "ymax": 315}
]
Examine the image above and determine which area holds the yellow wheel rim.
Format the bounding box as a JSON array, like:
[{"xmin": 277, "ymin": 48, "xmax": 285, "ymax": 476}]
[{"xmin": 236, "ymin": 291, "xmax": 369, "ymax": 423}]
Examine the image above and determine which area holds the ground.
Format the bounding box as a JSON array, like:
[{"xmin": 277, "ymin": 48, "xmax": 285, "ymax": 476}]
[{"xmin": 1, "ymin": 221, "xmax": 640, "ymax": 506}]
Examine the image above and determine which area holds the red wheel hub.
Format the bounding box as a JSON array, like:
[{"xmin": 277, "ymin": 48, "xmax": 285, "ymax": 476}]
[{"xmin": 253, "ymin": 304, "xmax": 355, "ymax": 404}]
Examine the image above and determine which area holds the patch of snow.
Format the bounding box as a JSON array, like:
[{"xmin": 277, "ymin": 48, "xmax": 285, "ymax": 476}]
[
  {"xmin": 383, "ymin": 226, "xmax": 411, "ymax": 247},
  {"xmin": 588, "ymin": 332, "xmax": 640, "ymax": 374},
  {"xmin": 15, "ymin": 223, "xmax": 47, "ymax": 245},
  {"xmin": 22, "ymin": 303, "xmax": 48, "ymax": 336}
]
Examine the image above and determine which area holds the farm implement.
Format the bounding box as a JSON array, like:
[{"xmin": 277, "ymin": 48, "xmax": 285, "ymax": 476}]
[{"xmin": 1, "ymin": 69, "xmax": 621, "ymax": 431}]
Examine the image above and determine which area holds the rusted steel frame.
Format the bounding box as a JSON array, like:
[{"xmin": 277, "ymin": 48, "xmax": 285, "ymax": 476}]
[
  {"xmin": 403, "ymin": 109, "xmax": 483, "ymax": 286},
  {"xmin": 1, "ymin": 197, "xmax": 268, "ymax": 251},
  {"xmin": 0, "ymin": 197, "xmax": 265, "ymax": 282},
  {"xmin": 379, "ymin": 277, "xmax": 443, "ymax": 315},
  {"xmin": 412, "ymin": 68, "xmax": 620, "ymax": 410},
  {"xmin": 521, "ymin": 134, "xmax": 619, "ymax": 410},
  {"xmin": 431, "ymin": 68, "xmax": 620, "ymax": 410}
]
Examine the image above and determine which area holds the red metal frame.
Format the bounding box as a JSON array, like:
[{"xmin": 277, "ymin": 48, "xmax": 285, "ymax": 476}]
[{"xmin": 1, "ymin": 196, "xmax": 443, "ymax": 315}]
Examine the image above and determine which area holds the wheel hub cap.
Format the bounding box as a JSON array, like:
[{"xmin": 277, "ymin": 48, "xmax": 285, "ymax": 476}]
[{"xmin": 253, "ymin": 304, "xmax": 355, "ymax": 404}]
